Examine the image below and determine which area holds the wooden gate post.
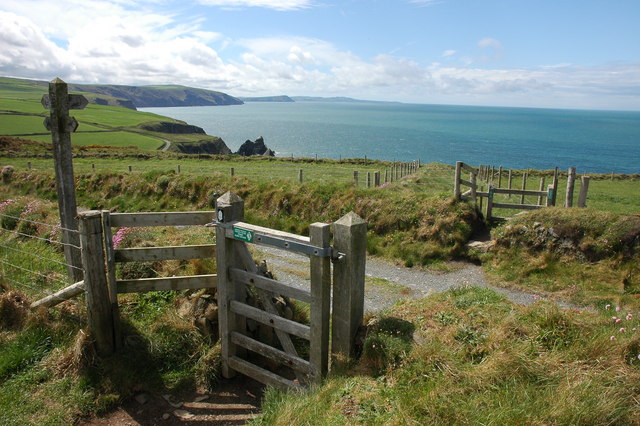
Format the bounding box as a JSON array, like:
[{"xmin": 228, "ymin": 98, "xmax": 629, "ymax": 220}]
[
  {"xmin": 578, "ymin": 176, "xmax": 590, "ymax": 208},
  {"xmin": 43, "ymin": 78, "xmax": 86, "ymax": 283},
  {"xmin": 565, "ymin": 167, "xmax": 576, "ymax": 207},
  {"xmin": 309, "ymin": 223, "xmax": 331, "ymax": 381},
  {"xmin": 332, "ymin": 212, "xmax": 367, "ymax": 368},
  {"xmin": 79, "ymin": 211, "xmax": 117, "ymax": 355},
  {"xmin": 353, "ymin": 170, "xmax": 359, "ymax": 186},
  {"xmin": 486, "ymin": 185, "xmax": 494, "ymax": 221},
  {"xmin": 454, "ymin": 161, "xmax": 462, "ymax": 200},
  {"xmin": 215, "ymin": 192, "xmax": 245, "ymax": 378}
]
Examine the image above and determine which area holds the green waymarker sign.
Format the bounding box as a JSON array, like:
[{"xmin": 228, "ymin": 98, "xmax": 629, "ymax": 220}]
[{"xmin": 233, "ymin": 226, "xmax": 254, "ymax": 243}]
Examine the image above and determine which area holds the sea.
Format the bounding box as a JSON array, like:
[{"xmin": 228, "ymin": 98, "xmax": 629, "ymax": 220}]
[{"xmin": 140, "ymin": 102, "xmax": 640, "ymax": 174}]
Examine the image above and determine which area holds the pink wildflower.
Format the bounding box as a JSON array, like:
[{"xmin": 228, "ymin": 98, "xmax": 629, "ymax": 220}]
[
  {"xmin": 533, "ymin": 295, "xmax": 541, "ymax": 300},
  {"xmin": 620, "ymin": 328, "xmax": 626, "ymax": 333},
  {"xmin": 633, "ymin": 328, "xmax": 637, "ymax": 332},
  {"xmin": 616, "ymin": 318, "xmax": 622, "ymax": 324},
  {"xmin": 626, "ymin": 313, "xmax": 633, "ymax": 321},
  {"xmin": 610, "ymin": 335, "xmax": 615, "ymax": 341},
  {"xmin": 616, "ymin": 306, "xmax": 621, "ymax": 312},
  {"xmin": 605, "ymin": 304, "xmax": 611, "ymax": 310}
]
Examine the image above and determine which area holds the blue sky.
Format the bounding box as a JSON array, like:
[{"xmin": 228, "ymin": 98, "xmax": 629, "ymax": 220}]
[{"xmin": 1, "ymin": 0, "xmax": 639, "ymax": 110}]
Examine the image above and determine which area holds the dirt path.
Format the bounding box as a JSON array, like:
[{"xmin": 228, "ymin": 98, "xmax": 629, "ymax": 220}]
[{"xmin": 251, "ymin": 246, "xmax": 579, "ymax": 311}]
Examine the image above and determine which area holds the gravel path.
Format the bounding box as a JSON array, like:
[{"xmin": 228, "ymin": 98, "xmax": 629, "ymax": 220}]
[{"xmin": 250, "ymin": 246, "xmax": 579, "ymax": 313}]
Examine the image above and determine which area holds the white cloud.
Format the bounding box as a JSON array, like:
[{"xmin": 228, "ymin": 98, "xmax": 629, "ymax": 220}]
[
  {"xmin": 197, "ymin": 0, "xmax": 313, "ymax": 11},
  {"xmin": 442, "ymin": 49, "xmax": 456, "ymax": 57},
  {"xmin": 478, "ymin": 37, "xmax": 502, "ymax": 49}
]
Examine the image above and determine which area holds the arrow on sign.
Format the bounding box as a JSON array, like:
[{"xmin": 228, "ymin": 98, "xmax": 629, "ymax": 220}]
[
  {"xmin": 43, "ymin": 116, "xmax": 79, "ymax": 132},
  {"xmin": 41, "ymin": 94, "xmax": 88, "ymax": 110}
]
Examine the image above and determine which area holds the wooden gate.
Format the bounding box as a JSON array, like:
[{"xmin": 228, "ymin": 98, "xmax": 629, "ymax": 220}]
[{"xmin": 215, "ymin": 192, "xmax": 333, "ymax": 390}]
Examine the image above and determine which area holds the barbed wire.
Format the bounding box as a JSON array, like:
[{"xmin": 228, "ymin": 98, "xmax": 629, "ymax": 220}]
[
  {"xmin": 0, "ymin": 213, "xmax": 79, "ymax": 234},
  {"xmin": 0, "ymin": 258, "xmax": 72, "ymax": 288},
  {"xmin": 0, "ymin": 243, "xmax": 83, "ymax": 271},
  {"xmin": 0, "ymin": 227, "xmax": 82, "ymax": 250}
]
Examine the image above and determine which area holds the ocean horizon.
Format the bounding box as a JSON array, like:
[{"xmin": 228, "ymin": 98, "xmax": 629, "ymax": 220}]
[{"xmin": 141, "ymin": 102, "xmax": 640, "ymax": 174}]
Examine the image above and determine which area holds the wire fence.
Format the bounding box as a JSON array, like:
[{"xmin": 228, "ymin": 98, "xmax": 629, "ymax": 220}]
[{"xmin": 0, "ymin": 211, "xmax": 81, "ymax": 302}]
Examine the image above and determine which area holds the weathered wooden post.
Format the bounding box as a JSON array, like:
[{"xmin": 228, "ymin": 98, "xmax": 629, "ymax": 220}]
[
  {"xmin": 27, "ymin": 161, "xmax": 32, "ymax": 170},
  {"xmin": 486, "ymin": 185, "xmax": 494, "ymax": 221},
  {"xmin": 578, "ymin": 176, "xmax": 590, "ymax": 208},
  {"xmin": 546, "ymin": 184, "xmax": 555, "ymax": 207},
  {"xmin": 177, "ymin": 164, "xmax": 181, "ymax": 173},
  {"xmin": 520, "ymin": 172, "xmax": 528, "ymax": 204},
  {"xmin": 230, "ymin": 167, "xmax": 235, "ymax": 177},
  {"xmin": 309, "ymin": 223, "xmax": 331, "ymax": 381},
  {"xmin": 353, "ymin": 170, "xmax": 359, "ymax": 186},
  {"xmin": 128, "ymin": 165, "xmax": 132, "ymax": 173},
  {"xmin": 565, "ymin": 167, "xmax": 576, "ymax": 207},
  {"xmin": 454, "ymin": 161, "xmax": 462, "ymax": 200},
  {"xmin": 79, "ymin": 211, "xmax": 117, "ymax": 355},
  {"xmin": 384, "ymin": 169, "xmax": 388, "ymax": 183},
  {"xmin": 507, "ymin": 169, "xmax": 513, "ymax": 198},
  {"xmin": 470, "ymin": 171, "xmax": 477, "ymax": 203},
  {"xmin": 374, "ymin": 171, "xmax": 380, "ymax": 187},
  {"xmin": 552, "ymin": 167, "xmax": 559, "ymax": 206},
  {"xmin": 332, "ymin": 212, "xmax": 367, "ymax": 368},
  {"xmin": 42, "ymin": 77, "xmax": 87, "ymax": 283},
  {"xmin": 298, "ymin": 168, "xmax": 303, "ymax": 184},
  {"xmin": 91, "ymin": 163, "xmax": 95, "ymax": 171},
  {"xmin": 498, "ymin": 166, "xmax": 503, "ymax": 188},
  {"xmin": 538, "ymin": 177, "xmax": 546, "ymax": 206},
  {"xmin": 215, "ymin": 192, "xmax": 246, "ymax": 378},
  {"xmin": 367, "ymin": 172, "xmax": 371, "ymax": 188}
]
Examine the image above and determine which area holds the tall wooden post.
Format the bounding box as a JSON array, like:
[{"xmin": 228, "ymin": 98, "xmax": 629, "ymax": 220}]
[
  {"xmin": 79, "ymin": 211, "xmax": 117, "ymax": 355},
  {"xmin": 367, "ymin": 172, "xmax": 371, "ymax": 188},
  {"xmin": 215, "ymin": 192, "xmax": 246, "ymax": 378},
  {"xmin": 486, "ymin": 185, "xmax": 494, "ymax": 221},
  {"xmin": 538, "ymin": 177, "xmax": 546, "ymax": 206},
  {"xmin": 552, "ymin": 167, "xmax": 559, "ymax": 206},
  {"xmin": 498, "ymin": 166, "xmax": 503, "ymax": 188},
  {"xmin": 507, "ymin": 170, "xmax": 513, "ymax": 198},
  {"xmin": 374, "ymin": 171, "xmax": 380, "ymax": 187},
  {"xmin": 332, "ymin": 212, "xmax": 366, "ymax": 368},
  {"xmin": 309, "ymin": 223, "xmax": 331, "ymax": 381},
  {"xmin": 298, "ymin": 168, "xmax": 303, "ymax": 184},
  {"xmin": 353, "ymin": 170, "xmax": 359, "ymax": 186},
  {"xmin": 520, "ymin": 172, "xmax": 528, "ymax": 204},
  {"xmin": 578, "ymin": 176, "xmax": 590, "ymax": 208},
  {"xmin": 470, "ymin": 171, "xmax": 477, "ymax": 203},
  {"xmin": 42, "ymin": 78, "xmax": 87, "ymax": 283},
  {"xmin": 454, "ymin": 161, "xmax": 462, "ymax": 200},
  {"xmin": 565, "ymin": 167, "xmax": 576, "ymax": 207}
]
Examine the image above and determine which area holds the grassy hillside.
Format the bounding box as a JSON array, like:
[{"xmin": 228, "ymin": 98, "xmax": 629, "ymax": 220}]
[{"xmin": 0, "ymin": 77, "xmax": 226, "ymax": 151}]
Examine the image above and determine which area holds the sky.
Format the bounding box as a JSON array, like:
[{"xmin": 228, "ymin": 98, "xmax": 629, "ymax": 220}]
[{"xmin": 1, "ymin": 0, "xmax": 639, "ymax": 110}]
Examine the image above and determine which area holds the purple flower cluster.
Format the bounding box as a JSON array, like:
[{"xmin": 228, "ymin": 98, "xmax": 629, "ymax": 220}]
[
  {"xmin": 0, "ymin": 198, "xmax": 15, "ymax": 212},
  {"xmin": 112, "ymin": 227, "xmax": 133, "ymax": 248}
]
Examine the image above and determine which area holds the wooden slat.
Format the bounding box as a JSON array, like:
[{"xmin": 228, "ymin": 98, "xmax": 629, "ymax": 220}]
[
  {"xmin": 115, "ymin": 245, "xmax": 215, "ymax": 262},
  {"xmin": 460, "ymin": 163, "xmax": 477, "ymax": 175},
  {"xmin": 116, "ymin": 274, "xmax": 217, "ymax": 293},
  {"xmin": 461, "ymin": 189, "xmax": 472, "ymax": 197},
  {"xmin": 30, "ymin": 280, "xmax": 84, "ymax": 309},
  {"xmin": 493, "ymin": 188, "xmax": 547, "ymax": 197},
  {"xmin": 110, "ymin": 211, "xmax": 215, "ymax": 227},
  {"xmin": 459, "ymin": 178, "xmax": 475, "ymax": 188},
  {"xmin": 229, "ymin": 268, "xmax": 311, "ymax": 303},
  {"xmin": 230, "ymin": 300, "xmax": 311, "ymax": 340},
  {"xmin": 492, "ymin": 203, "xmax": 543, "ymax": 211},
  {"xmin": 228, "ymin": 356, "xmax": 301, "ymax": 391},
  {"xmin": 226, "ymin": 221, "xmax": 310, "ymax": 244},
  {"xmin": 230, "ymin": 332, "xmax": 313, "ymax": 375},
  {"xmin": 477, "ymin": 191, "xmax": 490, "ymax": 198}
]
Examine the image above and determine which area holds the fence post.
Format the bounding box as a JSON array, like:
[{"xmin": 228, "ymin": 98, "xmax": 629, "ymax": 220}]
[
  {"xmin": 565, "ymin": 167, "xmax": 576, "ymax": 207},
  {"xmin": 176, "ymin": 164, "xmax": 181, "ymax": 173},
  {"xmin": 374, "ymin": 171, "xmax": 380, "ymax": 187},
  {"xmin": 79, "ymin": 210, "xmax": 117, "ymax": 355},
  {"xmin": 367, "ymin": 172, "xmax": 371, "ymax": 188},
  {"xmin": 520, "ymin": 172, "xmax": 528, "ymax": 204},
  {"xmin": 454, "ymin": 161, "xmax": 462, "ymax": 200},
  {"xmin": 498, "ymin": 166, "xmax": 503, "ymax": 188},
  {"xmin": 309, "ymin": 223, "xmax": 331, "ymax": 381},
  {"xmin": 507, "ymin": 169, "xmax": 513, "ymax": 198},
  {"xmin": 552, "ymin": 167, "xmax": 559, "ymax": 206},
  {"xmin": 215, "ymin": 192, "xmax": 245, "ymax": 378},
  {"xmin": 44, "ymin": 78, "xmax": 84, "ymax": 283},
  {"xmin": 298, "ymin": 168, "xmax": 303, "ymax": 184},
  {"xmin": 332, "ymin": 212, "xmax": 367, "ymax": 368},
  {"xmin": 384, "ymin": 170, "xmax": 388, "ymax": 183},
  {"xmin": 353, "ymin": 170, "xmax": 359, "ymax": 186},
  {"xmin": 230, "ymin": 167, "xmax": 235, "ymax": 177},
  {"xmin": 538, "ymin": 177, "xmax": 546, "ymax": 206},
  {"xmin": 486, "ymin": 185, "xmax": 494, "ymax": 221},
  {"xmin": 101, "ymin": 210, "xmax": 122, "ymax": 350},
  {"xmin": 578, "ymin": 176, "xmax": 590, "ymax": 208},
  {"xmin": 470, "ymin": 171, "xmax": 477, "ymax": 203}
]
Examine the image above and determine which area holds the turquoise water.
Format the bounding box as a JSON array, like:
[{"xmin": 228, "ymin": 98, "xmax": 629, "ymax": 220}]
[{"xmin": 140, "ymin": 103, "xmax": 640, "ymax": 174}]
